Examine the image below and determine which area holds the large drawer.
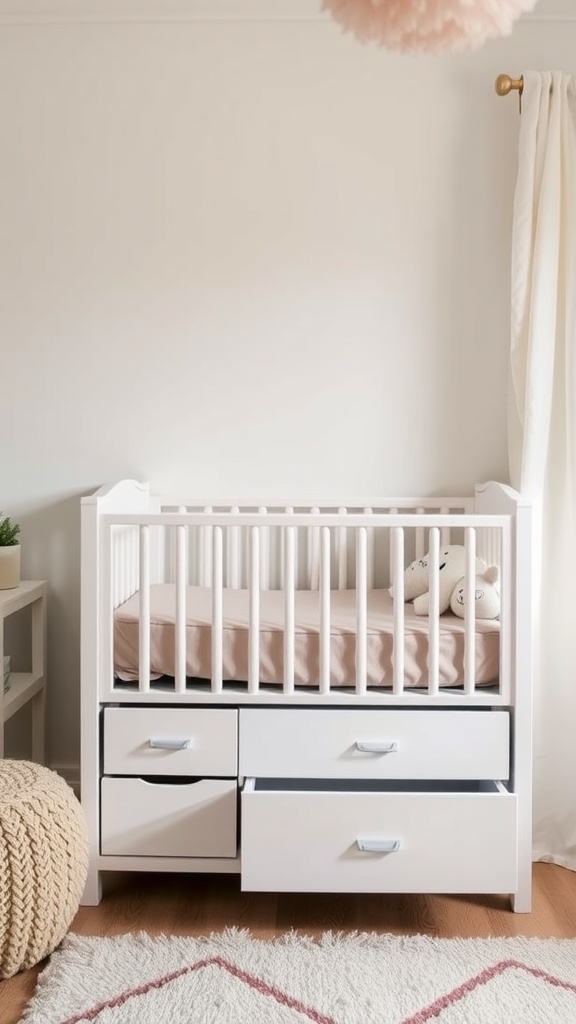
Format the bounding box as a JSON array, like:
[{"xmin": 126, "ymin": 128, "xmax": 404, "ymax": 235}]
[
  {"xmin": 239, "ymin": 709, "xmax": 509, "ymax": 780},
  {"xmin": 103, "ymin": 707, "xmax": 238, "ymax": 776},
  {"xmin": 241, "ymin": 779, "xmax": 517, "ymax": 893},
  {"xmin": 101, "ymin": 777, "xmax": 237, "ymax": 857}
]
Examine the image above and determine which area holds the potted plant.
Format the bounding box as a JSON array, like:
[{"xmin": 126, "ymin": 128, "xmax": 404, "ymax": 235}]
[{"xmin": 0, "ymin": 512, "xmax": 21, "ymax": 589}]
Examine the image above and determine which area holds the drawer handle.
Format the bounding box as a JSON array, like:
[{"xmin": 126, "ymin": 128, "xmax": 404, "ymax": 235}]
[
  {"xmin": 355, "ymin": 741, "xmax": 398, "ymax": 754},
  {"xmin": 148, "ymin": 736, "xmax": 192, "ymax": 751},
  {"xmin": 356, "ymin": 838, "xmax": 401, "ymax": 854}
]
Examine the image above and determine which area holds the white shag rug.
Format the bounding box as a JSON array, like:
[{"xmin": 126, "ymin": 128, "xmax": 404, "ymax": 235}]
[{"xmin": 20, "ymin": 929, "xmax": 576, "ymax": 1024}]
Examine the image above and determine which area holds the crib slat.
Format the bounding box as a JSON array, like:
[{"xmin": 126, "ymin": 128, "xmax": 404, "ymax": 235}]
[
  {"xmin": 120, "ymin": 528, "xmax": 126, "ymax": 608},
  {"xmin": 364, "ymin": 509, "xmax": 375, "ymax": 589},
  {"xmin": 499, "ymin": 524, "xmax": 511, "ymax": 702},
  {"xmin": 308, "ymin": 509, "xmax": 320, "ymax": 590},
  {"xmin": 211, "ymin": 526, "xmax": 223, "ymax": 694},
  {"xmin": 249, "ymin": 526, "xmax": 260, "ymax": 694},
  {"xmin": 124, "ymin": 531, "xmax": 133, "ymax": 600},
  {"xmin": 355, "ymin": 527, "xmax": 367, "ymax": 695},
  {"xmin": 112, "ymin": 527, "xmax": 120, "ymax": 609},
  {"xmin": 129, "ymin": 524, "xmax": 137, "ymax": 598},
  {"xmin": 174, "ymin": 519, "xmax": 187, "ymax": 693},
  {"xmin": 392, "ymin": 527, "xmax": 405, "ymax": 695},
  {"xmin": 138, "ymin": 525, "xmax": 150, "ymax": 693},
  {"xmin": 227, "ymin": 507, "xmax": 240, "ymax": 589},
  {"xmin": 202, "ymin": 506, "xmax": 213, "ymax": 587},
  {"xmin": 113, "ymin": 525, "xmax": 139, "ymax": 608},
  {"xmin": 388, "ymin": 510, "xmax": 398, "ymax": 586},
  {"xmin": 464, "ymin": 527, "xmax": 476, "ymax": 695},
  {"xmin": 477, "ymin": 525, "xmax": 501, "ymax": 571},
  {"xmin": 280, "ymin": 507, "xmax": 293, "ymax": 589},
  {"xmin": 320, "ymin": 526, "xmax": 331, "ymax": 694},
  {"xmin": 283, "ymin": 525, "xmax": 295, "ymax": 694},
  {"xmin": 259, "ymin": 507, "xmax": 269, "ymax": 591},
  {"xmin": 105, "ymin": 527, "xmax": 114, "ymax": 688},
  {"xmin": 427, "ymin": 527, "xmax": 440, "ymax": 695},
  {"xmin": 441, "ymin": 507, "xmax": 450, "ymax": 547},
  {"xmin": 415, "ymin": 508, "xmax": 426, "ymax": 561},
  {"xmin": 338, "ymin": 508, "xmax": 348, "ymax": 590},
  {"xmin": 192, "ymin": 517, "xmax": 200, "ymax": 587}
]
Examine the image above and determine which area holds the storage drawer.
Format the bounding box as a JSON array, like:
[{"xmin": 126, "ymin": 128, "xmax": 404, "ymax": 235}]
[
  {"xmin": 239, "ymin": 709, "xmax": 509, "ymax": 780},
  {"xmin": 104, "ymin": 707, "xmax": 238, "ymax": 777},
  {"xmin": 241, "ymin": 778, "xmax": 517, "ymax": 893},
  {"xmin": 101, "ymin": 777, "xmax": 237, "ymax": 857}
]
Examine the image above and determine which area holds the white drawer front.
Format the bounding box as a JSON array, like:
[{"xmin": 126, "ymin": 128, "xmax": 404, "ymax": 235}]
[
  {"xmin": 104, "ymin": 707, "xmax": 238, "ymax": 776},
  {"xmin": 239, "ymin": 709, "xmax": 509, "ymax": 780},
  {"xmin": 241, "ymin": 780, "xmax": 517, "ymax": 893},
  {"xmin": 101, "ymin": 777, "xmax": 237, "ymax": 857}
]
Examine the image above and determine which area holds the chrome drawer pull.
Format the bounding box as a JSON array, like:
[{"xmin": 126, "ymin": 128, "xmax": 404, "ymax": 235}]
[
  {"xmin": 148, "ymin": 736, "xmax": 192, "ymax": 750},
  {"xmin": 356, "ymin": 838, "xmax": 401, "ymax": 854},
  {"xmin": 355, "ymin": 741, "xmax": 398, "ymax": 754}
]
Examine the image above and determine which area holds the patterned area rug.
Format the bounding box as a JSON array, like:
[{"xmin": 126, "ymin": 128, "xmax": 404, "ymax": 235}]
[{"xmin": 21, "ymin": 929, "xmax": 576, "ymax": 1023}]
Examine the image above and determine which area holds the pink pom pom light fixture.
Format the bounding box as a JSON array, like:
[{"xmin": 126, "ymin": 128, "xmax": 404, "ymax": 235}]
[{"xmin": 322, "ymin": 0, "xmax": 538, "ymax": 53}]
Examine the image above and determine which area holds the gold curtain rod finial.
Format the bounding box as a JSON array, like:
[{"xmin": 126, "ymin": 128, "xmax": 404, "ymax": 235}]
[{"xmin": 495, "ymin": 73, "xmax": 524, "ymax": 96}]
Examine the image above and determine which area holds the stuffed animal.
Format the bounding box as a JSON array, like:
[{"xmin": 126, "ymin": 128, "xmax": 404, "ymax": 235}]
[
  {"xmin": 450, "ymin": 565, "xmax": 500, "ymax": 620},
  {"xmin": 390, "ymin": 544, "xmax": 487, "ymax": 616}
]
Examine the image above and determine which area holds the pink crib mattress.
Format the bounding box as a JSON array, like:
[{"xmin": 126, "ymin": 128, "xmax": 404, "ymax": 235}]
[{"xmin": 113, "ymin": 584, "xmax": 500, "ymax": 689}]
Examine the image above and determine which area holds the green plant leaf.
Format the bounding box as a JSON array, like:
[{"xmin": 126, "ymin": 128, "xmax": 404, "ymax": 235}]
[{"xmin": 0, "ymin": 513, "xmax": 21, "ymax": 547}]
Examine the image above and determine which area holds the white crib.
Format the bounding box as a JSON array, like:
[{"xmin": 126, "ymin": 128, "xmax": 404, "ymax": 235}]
[{"xmin": 80, "ymin": 479, "xmax": 533, "ymax": 910}]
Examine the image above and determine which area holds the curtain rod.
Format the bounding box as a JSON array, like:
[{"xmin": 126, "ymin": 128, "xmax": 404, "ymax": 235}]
[{"xmin": 495, "ymin": 74, "xmax": 524, "ymax": 97}]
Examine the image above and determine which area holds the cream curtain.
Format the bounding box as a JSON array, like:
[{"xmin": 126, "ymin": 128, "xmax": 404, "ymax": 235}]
[{"xmin": 508, "ymin": 71, "xmax": 576, "ymax": 867}]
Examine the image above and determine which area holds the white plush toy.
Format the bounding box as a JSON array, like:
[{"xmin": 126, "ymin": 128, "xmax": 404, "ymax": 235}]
[
  {"xmin": 391, "ymin": 544, "xmax": 487, "ymax": 616},
  {"xmin": 450, "ymin": 565, "xmax": 500, "ymax": 620}
]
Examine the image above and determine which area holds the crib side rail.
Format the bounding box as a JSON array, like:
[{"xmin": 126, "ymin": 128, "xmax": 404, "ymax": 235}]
[{"xmin": 94, "ymin": 503, "xmax": 515, "ymax": 703}]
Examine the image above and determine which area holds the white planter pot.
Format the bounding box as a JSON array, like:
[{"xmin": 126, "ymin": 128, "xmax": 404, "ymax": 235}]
[{"xmin": 0, "ymin": 545, "xmax": 21, "ymax": 589}]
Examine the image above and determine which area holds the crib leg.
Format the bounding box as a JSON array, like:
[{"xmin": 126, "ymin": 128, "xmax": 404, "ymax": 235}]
[
  {"xmin": 81, "ymin": 866, "xmax": 103, "ymax": 906},
  {"xmin": 510, "ymin": 882, "xmax": 532, "ymax": 913},
  {"xmin": 510, "ymin": 893, "xmax": 532, "ymax": 913}
]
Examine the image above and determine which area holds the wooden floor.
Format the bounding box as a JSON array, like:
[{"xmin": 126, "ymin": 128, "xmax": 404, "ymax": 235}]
[{"xmin": 2, "ymin": 864, "xmax": 576, "ymax": 1023}]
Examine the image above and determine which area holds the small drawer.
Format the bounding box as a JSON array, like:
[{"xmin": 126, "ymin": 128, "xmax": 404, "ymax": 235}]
[
  {"xmin": 241, "ymin": 778, "xmax": 517, "ymax": 893},
  {"xmin": 101, "ymin": 777, "xmax": 237, "ymax": 857},
  {"xmin": 104, "ymin": 707, "xmax": 238, "ymax": 777},
  {"xmin": 239, "ymin": 709, "xmax": 509, "ymax": 780}
]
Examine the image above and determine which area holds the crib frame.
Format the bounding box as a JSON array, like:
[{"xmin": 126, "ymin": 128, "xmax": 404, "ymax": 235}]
[{"xmin": 80, "ymin": 479, "xmax": 533, "ymax": 911}]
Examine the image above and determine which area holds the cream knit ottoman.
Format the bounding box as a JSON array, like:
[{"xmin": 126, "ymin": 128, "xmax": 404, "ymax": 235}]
[{"xmin": 0, "ymin": 760, "xmax": 89, "ymax": 978}]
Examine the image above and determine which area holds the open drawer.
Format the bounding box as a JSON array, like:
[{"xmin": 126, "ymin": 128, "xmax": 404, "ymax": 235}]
[{"xmin": 241, "ymin": 778, "xmax": 517, "ymax": 894}]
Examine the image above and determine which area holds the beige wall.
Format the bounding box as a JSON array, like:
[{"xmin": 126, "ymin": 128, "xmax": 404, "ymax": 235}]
[{"xmin": 0, "ymin": 0, "xmax": 573, "ymax": 774}]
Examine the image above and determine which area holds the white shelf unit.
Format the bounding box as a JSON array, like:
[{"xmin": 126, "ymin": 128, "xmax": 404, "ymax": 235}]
[{"xmin": 0, "ymin": 580, "xmax": 47, "ymax": 762}]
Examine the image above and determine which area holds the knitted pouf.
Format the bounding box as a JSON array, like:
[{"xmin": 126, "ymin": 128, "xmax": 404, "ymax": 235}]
[{"xmin": 0, "ymin": 760, "xmax": 89, "ymax": 979}]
